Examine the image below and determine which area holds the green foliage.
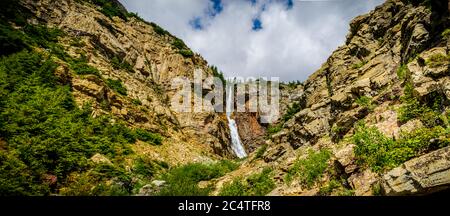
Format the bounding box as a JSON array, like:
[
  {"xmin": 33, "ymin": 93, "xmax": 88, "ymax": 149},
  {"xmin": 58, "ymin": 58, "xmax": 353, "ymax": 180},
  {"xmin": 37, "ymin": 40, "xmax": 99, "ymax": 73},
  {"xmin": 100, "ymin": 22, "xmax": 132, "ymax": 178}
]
[
  {"xmin": 150, "ymin": 23, "xmax": 170, "ymax": 36},
  {"xmin": 69, "ymin": 54, "xmax": 101, "ymax": 76},
  {"xmin": 352, "ymin": 122, "xmax": 450, "ymax": 172},
  {"xmin": 158, "ymin": 160, "xmax": 238, "ymax": 196},
  {"xmin": 282, "ymin": 102, "xmax": 301, "ymax": 122},
  {"xmin": 132, "ymin": 98, "xmax": 142, "ymax": 106},
  {"xmin": 172, "ymin": 38, "xmax": 194, "ymax": 58},
  {"xmin": 0, "ymin": 51, "xmax": 139, "ymax": 195},
  {"xmin": 133, "ymin": 128, "xmax": 163, "ymax": 145},
  {"xmin": 351, "ymin": 61, "xmax": 367, "ymax": 69},
  {"xmin": 69, "ymin": 37, "xmax": 86, "ymax": 47},
  {"xmin": 266, "ymin": 124, "xmax": 282, "ymax": 136},
  {"xmin": 285, "ymin": 149, "xmax": 331, "ymax": 187},
  {"xmin": 219, "ymin": 168, "xmax": 275, "ymax": 196},
  {"xmin": 0, "ymin": 23, "xmax": 63, "ymax": 56},
  {"xmin": 210, "ymin": 65, "xmax": 226, "ymax": 85},
  {"xmin": 398, "ymin": 83, "xmax": 445, "ymax": 126},
  {"xmin": 355, "ymin": 96, "xmax": 375, "ymax": 111},
  {"xmin": 111, "ymin": 56, "xmax": 134, "ymax": 72},
  {"xmin": 396, "ymin": 64, "xmax": 410, "ymax": 81},
  {"xmin": 178, "ymin": 49, "xmax": 194, "ymax": 58},
  {"xmin": 133, "ymin": 157, "xmax": 168, "ymax": 177},
  {"xmin": 255, "ymin": 144, "xmax": 268, "ymax": 160},
  {"xmin": 426, "ymin": 53, "xmax": 450, "ymax": 68},
  {"xmin": 90, "ymin": 0, "xmax": 129, "ymax": 21},
  {"xmin": 442, "ymin": 28, "xmax": 450, "ymax": 38},
  {"xmin": 106, "ymin": 78, "xmax": 127, "ymax": 95}
]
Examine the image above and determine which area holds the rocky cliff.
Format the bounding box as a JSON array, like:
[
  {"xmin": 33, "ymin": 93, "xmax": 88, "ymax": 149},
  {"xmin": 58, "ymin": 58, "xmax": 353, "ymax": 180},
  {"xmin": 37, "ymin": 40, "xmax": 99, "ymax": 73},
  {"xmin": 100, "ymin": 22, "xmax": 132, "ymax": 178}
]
[{"xmin": 214, "ymin": 0, "xmax": 450, "ymax": 196}]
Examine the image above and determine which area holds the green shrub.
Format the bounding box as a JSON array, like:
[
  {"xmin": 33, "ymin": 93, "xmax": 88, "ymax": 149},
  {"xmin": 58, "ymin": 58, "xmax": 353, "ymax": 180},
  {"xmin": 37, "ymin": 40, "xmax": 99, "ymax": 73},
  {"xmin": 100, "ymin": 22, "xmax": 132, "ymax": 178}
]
[
  {"xmin": 106, "ymin": 78, "xmax": 127, "ymax": 95},
  {"xmin": 352, "ymin": 122, "xmax": 450, "ymax": 172},
  {"xmin": 442, "ymin": 28, "xmax": 450, "ymax": 38},
  {"xmin": 396, "ymin": 64, "xmax": 410, "ymax": 81},
  {"xmin": 178, "ymin": 49, "xmax": 194, "ymax": 58},
  {"xmin": 111, "ymin": 56, "xmax": 134, "ymax": 72},
  {"xmin": 133, "ymin": 157, "xmax": 168, "ymax": 177},
  {"xmin": 158, "ymin": 160, "xmax": 238, "ymax": 196},
  {"xmin": 90, "ymin": 0, "xmax": 129, "ymax": 21},
  {"xmin": 355, "ymin": 96, "xmax": 374, "ymax": 110},
  {"xmin": 219, "ymin": 168, "xmax": 275, "ymax": 196},
  {"xmin": 282, "ymin": 102, "xmax": 301, "ymax": 122},
  {"xmin": 69, "ymin": 55, "xmax": 101, "ymax": 76},
  {"xmin": 133, "ymin": 128, "xmax": 163, "ymax": 145},
  {"xmin": 0, "ymin": 51, "xmax": 138, "ymax": 195},
  {"xmin": 150, "ymin": 23, "xmax": 170, "ymax": 36},
  {"xmin": 285, "ymin": 149, "xmax": 331, "ymax": 187},
  {"xmin": 266, "ymin": 124, "xmax": 282, "ymax": 136},
  {"xmin": 255, "ymin": 144, "xmax": 268, "ymax": 159},
  {"xmin": 132, "ymin": 98, "xmax": 142, "ymax": 106},
  {"xmin": 172, "ymin": 38, "xmax": 187, "ymax": 50},
  {"xmin": 210, "ymin": 65, "xmax": 226, "ymax": 85},
  {"xmin": 351, "ymin": 61, "xmax": 367, "ymax": 69},
  {"xmin": 426, "ymin": 53, "xmax": 450, "ymax": 68}
]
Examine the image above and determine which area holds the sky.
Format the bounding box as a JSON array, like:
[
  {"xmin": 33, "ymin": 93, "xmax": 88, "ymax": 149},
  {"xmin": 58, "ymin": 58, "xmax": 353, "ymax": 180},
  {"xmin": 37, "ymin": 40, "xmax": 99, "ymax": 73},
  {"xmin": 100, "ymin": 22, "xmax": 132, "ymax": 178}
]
[{"xmin": 119, "ymin": 0, "xmax": 384, "ymax": 81}]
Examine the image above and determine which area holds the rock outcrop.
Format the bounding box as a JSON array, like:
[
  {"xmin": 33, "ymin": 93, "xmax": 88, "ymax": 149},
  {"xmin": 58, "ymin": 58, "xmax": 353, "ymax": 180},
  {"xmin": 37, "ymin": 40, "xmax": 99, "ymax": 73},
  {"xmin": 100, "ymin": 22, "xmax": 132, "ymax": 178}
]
[{"xmin": 382, "ymin": 146, "xmax": 450, "ymax": 195}]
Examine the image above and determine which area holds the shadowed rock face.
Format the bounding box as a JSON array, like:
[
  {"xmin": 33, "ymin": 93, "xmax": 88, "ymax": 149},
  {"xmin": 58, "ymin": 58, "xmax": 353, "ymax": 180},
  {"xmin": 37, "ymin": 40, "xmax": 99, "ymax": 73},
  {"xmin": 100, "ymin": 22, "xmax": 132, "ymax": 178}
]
[{"xmin": 382, "ymin": 146, "xmax": 450, "ymax": 195}]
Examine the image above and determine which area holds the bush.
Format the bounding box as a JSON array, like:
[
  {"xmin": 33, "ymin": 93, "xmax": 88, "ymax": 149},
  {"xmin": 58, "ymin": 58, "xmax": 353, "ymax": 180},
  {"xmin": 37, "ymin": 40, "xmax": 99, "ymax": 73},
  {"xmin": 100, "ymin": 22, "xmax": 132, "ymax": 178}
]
[
  {"xmin": 351, "ymin": 61, "xmax": 367, "ymax": 69},
  {"xmin": 210, "ymin": 65, "xmax": 226, "ymax": 85},
  {"xmin": 355, "ymin": 96, "xmax": 374, "ymax": 111},
  {"xmin": 111, "ymin": 56, "xmax": 134, "ymax": 72},
  {"xmin": 426, "ymin": 53, "xmax": 449, "ymax": 68},
  {"xmin": 282, "ymin": 102, "xmax": 301, "ymax": 122},
  {"xmin": 266, "ymin": 124, "xmax": 282, "ymax": 136},
  {"xmin": 106, "ymin": 78, "xmax": 127, "ymax": 95},
  {"xmin": 285, "ymin": 149, "xmax": 331, "ymax": 187},
  {"xmin": 90, "ymin": 0, "xmax": 129, "ymax": 21},
  {"xmin": 133, "ymin": 128, "xmax": 163, "ymax": 145},
  {"xmin": 178, "ymin": 49, "xmax": 194, "ymax": 58},
  {"xmin": 133, "ymin": 157, "xmax": 168, "ymax": 177},
  {"xmin": 69, "ymin": 55, "xmax": 101, "ymax": 76},
  {"xmin": 158, "ymin": 160, "xmax": 238, "ymax": 196},
  {"xmin": 442, "ymin": 28, "xmax": 450, "ymax": 38},
  {"xmin": 219, "ymin": 168, "xmax": 275, "ymax": 196},
  {"xmin": 254, "ymin": 144, "xmax": 268, "ymax": 159},
  {"xmin": 150, "ymin": 23, "xmax": 169, "ymax": 36},
  {"xmin": 396, "ymin": 64, "xmax": 410, "ymax": 81},
  {"xmin": 132, "ymin": 98, "xmax": 142, "ymax": 106},
  {"xmin": 352, "ymin": 122, "xmax": 450, "ymax": 172}
]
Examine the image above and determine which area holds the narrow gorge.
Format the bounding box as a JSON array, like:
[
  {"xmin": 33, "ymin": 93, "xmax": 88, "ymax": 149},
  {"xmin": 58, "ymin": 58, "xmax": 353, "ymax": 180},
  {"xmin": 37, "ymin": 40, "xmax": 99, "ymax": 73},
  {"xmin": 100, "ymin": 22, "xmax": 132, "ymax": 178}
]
[{"xmin": 0, "ymin": 0, "xmax": 449, "ymax": 197}]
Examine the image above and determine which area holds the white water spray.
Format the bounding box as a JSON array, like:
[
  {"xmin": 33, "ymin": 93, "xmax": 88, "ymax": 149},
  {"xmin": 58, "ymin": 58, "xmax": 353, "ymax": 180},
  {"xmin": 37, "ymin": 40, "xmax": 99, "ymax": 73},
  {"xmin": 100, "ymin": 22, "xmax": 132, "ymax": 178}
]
[{"xmin": 226, "ymin": 84, "xmax": 247, "ymax": 158}]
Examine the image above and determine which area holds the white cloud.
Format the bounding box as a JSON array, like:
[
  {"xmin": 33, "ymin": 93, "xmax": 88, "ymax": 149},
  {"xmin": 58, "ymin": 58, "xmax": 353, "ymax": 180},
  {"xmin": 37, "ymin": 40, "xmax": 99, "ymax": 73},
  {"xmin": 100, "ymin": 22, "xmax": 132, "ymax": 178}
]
[{"xmin": 120, "ymin": 0, "xmax": 384, "ymax": 81}]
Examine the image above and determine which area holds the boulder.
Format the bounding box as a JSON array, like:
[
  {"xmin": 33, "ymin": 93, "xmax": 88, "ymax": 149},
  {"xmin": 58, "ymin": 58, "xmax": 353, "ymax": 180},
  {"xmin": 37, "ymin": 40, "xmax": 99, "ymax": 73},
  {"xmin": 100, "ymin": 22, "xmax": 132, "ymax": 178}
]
[
  {"xmin": 382, "ymin": 146, "xmax": 450, "ymax": 195},
  {"xmin": 90, "ymin": 153, "xmax": 112, "ymax": 165}
]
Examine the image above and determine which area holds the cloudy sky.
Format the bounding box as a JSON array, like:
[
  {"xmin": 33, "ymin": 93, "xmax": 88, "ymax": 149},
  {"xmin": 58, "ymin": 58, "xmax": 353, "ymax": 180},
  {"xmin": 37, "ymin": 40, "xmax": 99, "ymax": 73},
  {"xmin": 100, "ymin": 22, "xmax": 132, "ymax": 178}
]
[{"xmin": 119, "ymin": 0, "xmax": 384, "ymax": 81}]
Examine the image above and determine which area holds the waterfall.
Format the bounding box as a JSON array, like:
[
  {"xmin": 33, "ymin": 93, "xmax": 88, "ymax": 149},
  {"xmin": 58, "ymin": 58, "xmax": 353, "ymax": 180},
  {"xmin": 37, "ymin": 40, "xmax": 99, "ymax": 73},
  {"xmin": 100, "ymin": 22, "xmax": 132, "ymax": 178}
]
[{"xmin": 226, "ymin": 84, "xmax": 247, "ymax": 158}]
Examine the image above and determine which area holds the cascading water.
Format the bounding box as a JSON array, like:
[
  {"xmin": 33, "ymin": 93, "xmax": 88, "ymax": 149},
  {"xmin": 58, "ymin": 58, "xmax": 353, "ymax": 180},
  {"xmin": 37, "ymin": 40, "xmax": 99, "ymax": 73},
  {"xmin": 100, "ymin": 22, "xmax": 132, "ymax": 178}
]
[{"xmin": 226, "ymin": 84, "xmax": 247, "ymax": 158}]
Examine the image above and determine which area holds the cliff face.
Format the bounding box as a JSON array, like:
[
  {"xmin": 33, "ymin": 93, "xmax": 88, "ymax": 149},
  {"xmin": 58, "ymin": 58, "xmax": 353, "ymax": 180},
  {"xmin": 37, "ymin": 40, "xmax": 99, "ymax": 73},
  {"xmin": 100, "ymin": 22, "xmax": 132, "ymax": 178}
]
[
  {"xmin": 214, "ymin": 0, "xmax": 450, "ymax": 196},
  {"xmin": 22, "ymin": 0, "xmax": 235, "ymax": 163}
]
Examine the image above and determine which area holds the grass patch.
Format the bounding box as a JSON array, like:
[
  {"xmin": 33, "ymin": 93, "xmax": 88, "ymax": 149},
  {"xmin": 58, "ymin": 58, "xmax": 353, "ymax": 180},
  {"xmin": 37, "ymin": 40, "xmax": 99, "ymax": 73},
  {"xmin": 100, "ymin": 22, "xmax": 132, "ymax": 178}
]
[
  {"xmin": 266, "ymin": 124, "xmax": 282, "ymax": 137},
  {"xmin": 426, "ymin": 53, "xmax": 449, "ymax": 68},
  {"xmin": 351, "ymin": 61, "xmax": 367, "ymax": 69},
  {"xmin": 219, "ymin": 168, "xmax": 275, "ymax": 196},
  {"xmin": 285, "ymin": 149, "xmax": 331, "ymax": 187},
  {"xmin": 106, "ymin": 78, "xmax": 127, "ymax": 96},
  {"xmin": 441, "ymin": 28, "xmax": 450, "ymax": 38},
  {"xmin": 355, "ymin": 96, "xmax": 375, "ymax": 111},
  {"xmin": 157, "ymin": 160, "xmax": 238, "ymax": 196},
  {"xmin": 282, "ymin": 102, "xmax": 301, "ymax": 122}
]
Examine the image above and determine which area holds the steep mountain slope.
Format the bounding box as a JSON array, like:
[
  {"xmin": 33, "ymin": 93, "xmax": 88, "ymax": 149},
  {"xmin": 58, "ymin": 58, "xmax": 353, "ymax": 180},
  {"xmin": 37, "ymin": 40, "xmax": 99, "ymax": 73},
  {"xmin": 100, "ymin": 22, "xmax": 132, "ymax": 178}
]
[
  {"xmin": 0, "ymin": 0, "xmax": 235, "ymax": 195},
  {"xmin": 218, "ymin": 0, "xmax": 450, "ymax": 196}
]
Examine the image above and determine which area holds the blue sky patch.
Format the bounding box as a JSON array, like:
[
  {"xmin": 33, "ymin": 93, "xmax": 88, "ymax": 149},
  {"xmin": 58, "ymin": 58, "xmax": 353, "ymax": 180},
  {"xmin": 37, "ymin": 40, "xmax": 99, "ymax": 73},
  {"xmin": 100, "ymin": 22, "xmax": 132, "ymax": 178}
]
[{"xmin": 252, "ymin": 18, "xmax": 263, "ymax": 31}]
